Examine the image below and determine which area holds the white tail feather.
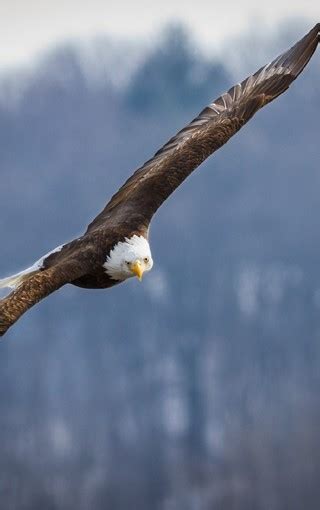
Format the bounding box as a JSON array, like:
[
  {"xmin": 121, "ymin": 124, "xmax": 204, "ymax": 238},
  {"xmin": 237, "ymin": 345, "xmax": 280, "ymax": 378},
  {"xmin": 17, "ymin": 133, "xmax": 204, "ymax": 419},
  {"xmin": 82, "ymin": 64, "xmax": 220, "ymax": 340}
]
[
  {"xmin": 0, "ymin": 243, "xmax": 64, "ymax": 290},
  {"xmin": 0, "ymin": 266, "xmax": 39, "ymax": 289}
]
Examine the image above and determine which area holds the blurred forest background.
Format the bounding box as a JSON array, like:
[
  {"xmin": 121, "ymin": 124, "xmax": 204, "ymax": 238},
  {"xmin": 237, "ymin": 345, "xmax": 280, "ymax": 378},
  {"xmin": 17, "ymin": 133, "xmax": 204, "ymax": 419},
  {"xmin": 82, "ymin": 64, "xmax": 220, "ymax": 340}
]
[{"xmin": 0, "ymin": 21, "xmax": 320, "ymax": 510}]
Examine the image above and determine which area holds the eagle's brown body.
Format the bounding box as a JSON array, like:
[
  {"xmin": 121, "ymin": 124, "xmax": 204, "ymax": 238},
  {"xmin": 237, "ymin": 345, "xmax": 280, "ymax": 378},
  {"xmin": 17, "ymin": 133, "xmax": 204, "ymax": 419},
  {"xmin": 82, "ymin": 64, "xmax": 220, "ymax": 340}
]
[
  {"xmin": 43, "ymin": 226, "xmax": 148, "ymax": 289},
  {"xmin": 0, "ymin": 24, "xmax": 319, "ymax": 336}
]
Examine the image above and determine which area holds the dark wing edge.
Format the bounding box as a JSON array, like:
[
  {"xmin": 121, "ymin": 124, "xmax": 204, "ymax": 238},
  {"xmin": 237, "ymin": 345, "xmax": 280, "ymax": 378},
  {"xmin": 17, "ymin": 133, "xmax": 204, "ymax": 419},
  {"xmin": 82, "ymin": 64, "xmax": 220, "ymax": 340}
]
[
  {"xmin": 87, "ymin": 23, "xmax": 320, "ymax": 232},
  {"xmin": 0, "ymin": 259, "xmax": 89, "ymax": 337}
]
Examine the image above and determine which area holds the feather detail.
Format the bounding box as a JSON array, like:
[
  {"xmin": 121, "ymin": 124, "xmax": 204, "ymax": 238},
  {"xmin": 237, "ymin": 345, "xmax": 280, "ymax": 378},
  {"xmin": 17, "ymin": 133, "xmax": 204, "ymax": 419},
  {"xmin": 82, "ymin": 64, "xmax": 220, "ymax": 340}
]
[{"xmin": 0, "ymin": 245, "xmax": 64, "ymax": 290}]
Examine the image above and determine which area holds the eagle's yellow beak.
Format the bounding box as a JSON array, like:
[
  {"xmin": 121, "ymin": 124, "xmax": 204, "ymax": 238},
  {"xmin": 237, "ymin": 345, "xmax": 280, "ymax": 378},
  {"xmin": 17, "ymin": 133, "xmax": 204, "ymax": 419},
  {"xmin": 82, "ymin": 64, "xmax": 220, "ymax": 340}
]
[{"xmin": 131, "ymin": 260, "xmax": 144, "ymax": 281}]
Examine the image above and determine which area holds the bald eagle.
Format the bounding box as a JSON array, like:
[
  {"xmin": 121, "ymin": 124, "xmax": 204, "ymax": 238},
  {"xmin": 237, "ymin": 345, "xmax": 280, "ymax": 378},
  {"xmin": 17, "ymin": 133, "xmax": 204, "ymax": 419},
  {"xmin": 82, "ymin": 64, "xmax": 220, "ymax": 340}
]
[{"xmin": 0, "ymin": 24, "xmax": 319, "ymax": 337}]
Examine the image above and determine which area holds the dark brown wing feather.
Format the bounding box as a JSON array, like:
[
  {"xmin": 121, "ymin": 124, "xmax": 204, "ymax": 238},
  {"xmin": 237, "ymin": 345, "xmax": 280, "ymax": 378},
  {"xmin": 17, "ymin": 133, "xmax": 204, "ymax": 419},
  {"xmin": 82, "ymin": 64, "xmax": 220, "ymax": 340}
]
[
  {"xmin": 0, "ymin": 260, "xmax": 90, "ymax": 337},
  {"xmin": 87, "ymin": 24, "xmax": 320, "ymax": 232}
]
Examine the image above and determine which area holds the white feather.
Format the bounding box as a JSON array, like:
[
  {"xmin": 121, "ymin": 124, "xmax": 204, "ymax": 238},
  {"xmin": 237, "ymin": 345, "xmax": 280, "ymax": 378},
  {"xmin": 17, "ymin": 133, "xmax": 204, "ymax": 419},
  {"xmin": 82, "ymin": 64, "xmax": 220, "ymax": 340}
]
[
  {"xmin": 103, "ymin": 235, "xmax": 153, "ymax": 281},
  {"xmin": 0, "ymin": 244, "xmax": 63, "ymax": 289}
]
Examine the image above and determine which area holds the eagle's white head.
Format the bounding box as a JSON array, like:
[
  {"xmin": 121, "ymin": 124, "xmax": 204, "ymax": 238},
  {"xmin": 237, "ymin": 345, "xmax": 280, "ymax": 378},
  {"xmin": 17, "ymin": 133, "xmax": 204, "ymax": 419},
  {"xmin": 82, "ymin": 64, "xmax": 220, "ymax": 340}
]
[{"xmin": 103, "ymin": 235, "xmax": 153, "ymax": 281}]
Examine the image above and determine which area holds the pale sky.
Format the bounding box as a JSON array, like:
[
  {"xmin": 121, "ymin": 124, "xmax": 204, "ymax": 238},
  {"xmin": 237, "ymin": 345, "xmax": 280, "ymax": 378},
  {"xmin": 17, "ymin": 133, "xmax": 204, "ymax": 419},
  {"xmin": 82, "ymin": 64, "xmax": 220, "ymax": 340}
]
[{"xmin": 1, "ymin": 0, "xmax": 319, "ymax": 70}]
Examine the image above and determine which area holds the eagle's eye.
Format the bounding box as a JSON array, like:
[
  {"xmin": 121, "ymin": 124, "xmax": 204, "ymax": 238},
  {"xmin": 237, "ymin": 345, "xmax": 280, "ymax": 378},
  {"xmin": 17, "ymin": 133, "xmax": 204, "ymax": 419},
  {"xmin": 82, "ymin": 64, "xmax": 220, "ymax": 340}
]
[
  {"xmin": 144, "ymin": 257, "xmax": 149, "ymax": 264},
  {"xmin": 126, "ymin": 261, "xmax": 130, "ymax": 266}
]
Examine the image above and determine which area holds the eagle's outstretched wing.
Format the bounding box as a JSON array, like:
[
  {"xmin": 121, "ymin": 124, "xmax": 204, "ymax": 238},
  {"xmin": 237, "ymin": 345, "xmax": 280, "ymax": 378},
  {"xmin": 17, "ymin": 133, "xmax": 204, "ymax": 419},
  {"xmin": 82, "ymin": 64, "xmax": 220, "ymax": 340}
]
[
  {"xmin": 87, "ymin": 24, "xmax": 320, "ymax": 232},
  {"xmin": 0, "ymin": 260, "xmax": 89, "ymax": 337}
]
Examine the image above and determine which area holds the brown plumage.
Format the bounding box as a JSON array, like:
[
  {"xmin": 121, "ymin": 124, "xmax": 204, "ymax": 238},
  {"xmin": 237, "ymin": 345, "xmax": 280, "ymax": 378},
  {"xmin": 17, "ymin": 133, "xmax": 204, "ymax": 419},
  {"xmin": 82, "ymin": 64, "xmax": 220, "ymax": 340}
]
[{"xmin": 0, "ymin": 24, "xmax": 319, "ymax": 337}]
